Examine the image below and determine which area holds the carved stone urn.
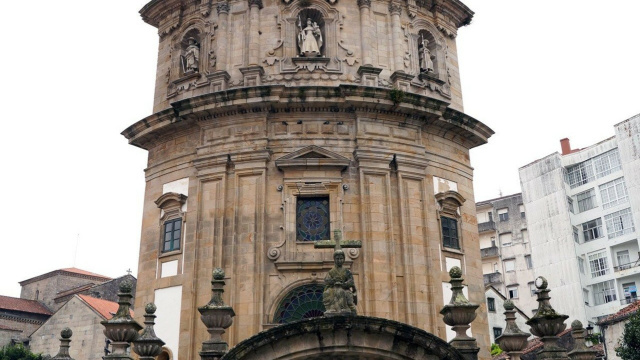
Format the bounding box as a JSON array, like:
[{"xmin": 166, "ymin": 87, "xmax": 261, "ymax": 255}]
[
  {"xmin": 440, "ymin": 267, "xmax": 480, "ymax": 360},
  {"xmin": 101, "ymin": 280, "xmax": 143, "ymax": 360},
  {"xmin": 199, "ymin": 268, "xmax": 235, "ymax": 360},
  {"xmin": 496, "ymin": 300, "xmax": 530, "ymax": 360},
  {"xmin": 525, "ymin": 276, "xmax": 569, "ymax": 360},
  {"xmin": 132, "ymin": 303, "xmax": 166, "ymax": 360}
]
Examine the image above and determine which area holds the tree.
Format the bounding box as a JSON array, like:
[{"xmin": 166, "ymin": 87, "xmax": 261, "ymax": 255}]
[
  {"xmin": 616, "ymin": 310, "xmax": 640, "ymax": 360},
  {"xmin": 0, "ymin": 344, "xmax": 43, "ymax": 360}
]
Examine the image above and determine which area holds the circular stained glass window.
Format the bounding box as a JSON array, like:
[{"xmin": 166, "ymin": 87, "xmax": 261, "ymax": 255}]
[
  {"xmin": 296, "ymin": 197, "xmax": 330, "ymax": 242},
  {"xmin": 273, "ymin": 284, "xmax": 325, "ymax": 324}
]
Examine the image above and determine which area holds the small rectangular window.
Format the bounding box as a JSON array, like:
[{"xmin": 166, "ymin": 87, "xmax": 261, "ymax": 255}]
[
  {"xmin": 582, "ymin": 218, "xmax": 604, "ymax": 241},
  {"xmin": 296, "ymin": 197, "xmax": 330, "ymax": 242},
  {"xmin": 504, "ymin": 259, "xmax": 515, "ymax": 272},
  {"xmin": 487, "ymin": 297, "xmax": 496, "ymax": 312},
  {"xmin": 493, "ymin": 327, "xmax": 503, "ymax": 339},
  {"xmin": 500, "ymin": 233, "xmax": 512, "ymax": 247},
  {"xmin": 441, "ymin": 216, "xmax": 459, "ymax": 249},
  {"xmin": 525, "ymin": 255, "xmax": 533, "ymax": 269},
  {"xmin": 498, "ymin": 208, "xmax": 509, "ymax": 222},
  {"xmin": 568, "ymin": 197, "xmax": 574, "ymax": 214},
  {"xmin": 576, "ymin": 189, "xmax": 597, "ymax": 213},
  {"xmin": 508, "ymin": 286, "xmax": 518, "ymax": 299},
  {"xmin": 529, "ymin": 282, "xmax": 536, "ymax": 296},
  {"xmin": 519, "ymin": 204, "xmax": 525, "ymax": 218},
  {"xmin": 162, "ymin": 218, "xmax": 182, "ymax": 252},
  {"xmin": 573, "ymin": 226, "xmax": 580, "ymax": 243},
  {"xmin": 578, "ymin": 257, "xmax": 585, "ymax": 274}
]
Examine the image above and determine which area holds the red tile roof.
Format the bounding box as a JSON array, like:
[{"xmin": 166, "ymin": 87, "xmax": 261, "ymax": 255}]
[
  {"xmin": 78, "ymin": 295, "xmax": 133, "ymax": 320},
  {"xmin": 53, "ymin": 283, "xmax": 96, "ymax": 301},
  {"xmin": 598, "ymin": 299, "xmax": 640, "ymax": 325},
  {"xmin": 60, "ymin": 268, "xmax": 112, "ymax": 280},
  {"xmin": 0, "ymin": 295, "xmax": 53, "ymax": 316},
  {"xmin": 19, "ymin": 268, "xmax": 112, "ymax": 285}
]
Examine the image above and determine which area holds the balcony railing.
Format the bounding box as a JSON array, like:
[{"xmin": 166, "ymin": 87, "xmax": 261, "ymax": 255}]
[
  {"xmin": 621, "ymin": 297, "xmax": 639, "ymax": 305},
  {"xmin": 478, "ymin": 221, "xmax": 496, "ymax": 233},
  {"xmin": 614, "ymin": 260, "xmax": 640, "ymax": 272},
  {"xmin": 481, "ymin": 246, "xmax": 500, "ymax": 258},
  {"xmin": 483, "ymin": 272, "xmax": 502, "ymax": 285}
]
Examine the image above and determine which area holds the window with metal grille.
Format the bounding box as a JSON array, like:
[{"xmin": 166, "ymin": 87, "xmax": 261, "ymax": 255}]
[
  {"xmin": 273, "ymin": 284, "xmax": 325, "ymax": 324},
  {"xmin": 296, "ymin": 197, "xmax": 330, "ymax": 242},
  {"xmin": 441, "ymin": 216, "xmax": 459, "ymax": 249},
  {"xmin": 576, "ymin": 189, "xmax": 597, "ymax": 213},
  {"xmin": 582, "ymin": 218, "xmax": 603, "ymax": 242},
  {"xmin": 600, "ymin": 177, "xmax": 629, "ymax": 209},
  {"xmin": 604, "ymin": 208, "xmax": 635, "ymax": 238},
  {"xmin": 162, "ymin": 218, "xmax": 182, "ymax": 252},
  {"xmin": 593, "ymin": 280, "xmax": 617, "ymax": 305},
  {"xmin": 588, "ymin": 251, "xmax": 609, "ymax": 278}
]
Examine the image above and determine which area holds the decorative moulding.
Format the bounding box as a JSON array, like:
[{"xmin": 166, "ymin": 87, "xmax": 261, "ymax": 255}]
[
  {"xmin": 155, "ymin": 192, "xmax": 188, "ymax": 210},
  {"xmin": 275, "ymin": 145, "xmax": 350, "ymax": 171},
  {"xmin": 435, "ymin": 190, "xmax": 465, "ymax": 215}
]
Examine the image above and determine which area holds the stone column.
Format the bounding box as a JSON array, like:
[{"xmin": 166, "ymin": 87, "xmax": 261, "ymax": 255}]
[
  {"xmin": 132, "ymin": 303, "xmax": 166, "ymax": 360},
  {"xmin": 207, "ymin": 2, "xmax": 231, "ymax": 91},
  {"xmin": 440, "ymin": 267, "xmax": 480, "ymax": 360},
  {"xmin": 496, "ymin": 300, "xmax": 530, "ymax": 360},
  {"xmin": 357, "ymin": 0, "xmax": 372, "ymax": 66},
  {"xmin": 247, "ymin": 0, "xmax": 262, "ymax": 66},
  {"xmin": 567, "ymin": 321, "xmax": 597, "ymax": 360},
  {"xmin": 101, "ymin": 281, "xmax": 142, "ymax": 360},
  {"xmin": 389, "ymin": 2, "xmax": 404, "ymax": 72},
  {"xmin": 526, "ymin": 277, "xmax": 569, "ymax": 360},
  {"xmin": 51, "ymin": 328, "xmax": 74, "ymax": 360}
]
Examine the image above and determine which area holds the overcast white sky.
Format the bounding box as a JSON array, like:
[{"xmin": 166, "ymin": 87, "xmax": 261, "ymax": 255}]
[{"xmin": 0, "ymin": 1, "xmax": 638, "ymax": 297}]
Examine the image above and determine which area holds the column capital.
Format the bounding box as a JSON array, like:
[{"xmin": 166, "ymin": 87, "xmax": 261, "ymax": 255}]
[
  {"xmin": 357, "ymin": 0, "xmax": 371, "ymax": 8},
  {"xmin": 389, "ymin": 3, "xmax": 402, "ymax": 15},
  {"xmin": 248, "ymin": 0, "xmax": 263, "ymax": 9},
  {"xmin": 216, "ymin": 1, "xmax": 230, "ymax": 15}
]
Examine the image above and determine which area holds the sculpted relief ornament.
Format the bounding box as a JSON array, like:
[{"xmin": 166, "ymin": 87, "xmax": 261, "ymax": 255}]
[
  {"xmin": 323, "ymin": 246, "xmax": 357, "ymax": 315},
  {"xmin": 182, "ymin": 38, "xmax": 200, "ymax": 74}
]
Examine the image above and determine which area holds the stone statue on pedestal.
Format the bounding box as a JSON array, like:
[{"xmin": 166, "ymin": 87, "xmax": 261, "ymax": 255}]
[
  {"xmin": 182, "ymin": 38, "xmax": 200, "ymax": 73},
  {"xmin": 298, "ymin": 17, "xmax": 322, "ymax": 57},
  {"xmin": 419, "ymin": 36, "xmax": 434, "ymax": 73},
  {"xmin": 323, "ymin": 247, "xmax": 357, "ymax": 315}
]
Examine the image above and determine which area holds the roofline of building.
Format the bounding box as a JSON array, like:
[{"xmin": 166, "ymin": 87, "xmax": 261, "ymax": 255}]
[
  {"xmin": 484, "ymin": 285, "xmax": 531, "ymax": 321},
  {"xmin": 597, "ymin": 301, "xmax": 639, "ymax": 326},
  {"xmin": 19, "ymin": 269, "xmax": 112, "ymax": 286},
  {"xmin": 614, "ymin": 112, "xmax": 640, "ymax": 127},
  {"xmin": 476, "ymin": 193, "xmax": 523, "ymax": 207}
]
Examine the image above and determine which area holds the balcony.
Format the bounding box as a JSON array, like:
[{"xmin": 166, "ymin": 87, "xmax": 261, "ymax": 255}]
[
  {"xmin": 481, "ymin": 246, "xmax": 500, "ymax": 259},
  {"xmin": 483, "ymin": 272, "xmax": 502, "ymax": 286},
  {"xmin": 614, "ymin": 260, "xmax": 640, "ymax": 272},
  {"xmin": 478, "ymin": 221, "xmax": 496, "ymax": 233},
  {"xmin": 620, "ymin": 297, "xmax": 639, "ymax": 306}
]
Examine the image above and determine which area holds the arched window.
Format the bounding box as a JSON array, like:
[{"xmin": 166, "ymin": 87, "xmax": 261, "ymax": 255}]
[{"xmin": 273, "ymin": 284, "xmax": 325, "ymax": 324}]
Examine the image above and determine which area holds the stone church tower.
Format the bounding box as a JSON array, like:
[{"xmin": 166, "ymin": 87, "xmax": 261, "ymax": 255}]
[{"xmin": 123, "ymin": 0, "xmax": 494, "ymax": 359}]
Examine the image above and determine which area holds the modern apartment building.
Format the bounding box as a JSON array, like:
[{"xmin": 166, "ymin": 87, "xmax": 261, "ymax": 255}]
[{"xmin": 519, "ymin": 113, "xmax": 640, "ymax": 326}]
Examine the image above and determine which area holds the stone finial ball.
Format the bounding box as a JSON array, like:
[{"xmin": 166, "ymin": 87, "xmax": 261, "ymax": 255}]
[
  {"xmin": 571, "ymin": 320, "xmax": 583, "ymax": 329},
  {"xmin": 503, "ymin": 299, "xmax": 515, "ymax": 311},
  {"xmin": 145, "ymin": 303, "xmax": 157, "ymax": 314},
  {"xmin": 534, "ymin": 276, "xmax": 548, "ymax": 290},
  {"xmin": 213, "ymin": 268, "xmax": 225, "ymax": 280},
  {"xmin": 60, "ymin": 328, "xmax": 73, "ymax": 339},
  {"xmin": 119, "ymin": 280, "xmax": 133, "ymax": 293},
  {"xmin": 449, "ymin": 266, "xmax": 462, "ymax": 279}
]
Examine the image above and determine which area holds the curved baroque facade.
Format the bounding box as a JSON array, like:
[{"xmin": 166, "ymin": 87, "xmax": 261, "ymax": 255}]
[{"xmin": 124, "ymin": 0, "xmax": 494, "ymax": 359}]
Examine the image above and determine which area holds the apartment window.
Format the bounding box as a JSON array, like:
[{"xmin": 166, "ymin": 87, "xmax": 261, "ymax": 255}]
[
  {"xmin": 576, "ymin": 189, "xmax": 597, "ymax": 213},
  {"xmin": 491, "ymin": 237, "xmax": 496, "ymax": 247},
  {"xmin": 508, "ymin": 286, "xmax": 518, "ymax": 299},
  {"xmin": 567, "ymin": 162, "xmax": 595, "ymax": 188},
  {"xmin": 162, "ymin": 218, "xmax": 182, "ymax": 252},
  {"xmin": 498, "ymin": 208, "xmax": 509, "ymax": 222},
  {"xmin": 529, "ymin": 282, "xmax": 536, "ymax": 296},
  {"xmin": 500, "ymin": 233, "xmax": 512, "ymax": 247},
  {"xmin": 593, "ymin": 148, "xmax": 622, "ymax": 178},
  {"xmin": 487, "ymin": 297, "xmax": 496, "ymax": 312},
  {"xmin": 588, "ymin": 251, "xmax": 609, "ymax": 278},
  {"xmin": 573, "ymin": 226, "xmax": 580, "ymax": 244},
  {"xmin": 441, "ymin": 216, "xmax": 459, "ymax": 249},
  {"xmin": 525, "ymin": 255, "xmax": 533, "ymax": 269},
  {"xmin": 617, "ymin": 250, "xmax": 631, "ymax": 269},
  {"xmin": 623, "ymin": 282, "xmax": 638, "ymax": 301},
  {"xmin": 568, "ymin": 197, "xmax": 574, "ymax": 214},
  {"xmin": 583, "ymin": 289, "xmax": 589, "ymax": 305},
  {"xmin": 504, "ymin": 259, "xmax": 515, "ymax": 272},
  {"xmin": 578, "ymin": 257, "xmax": 585, "ymax": 274},
  {"xmin": 582, "ymin": 218, "xmax": 603, "ymax": 241},
  {"xmin": 604, "ymin": 208, "xmax": 635, "ymax": 238},
  {"xmin": 593, "ymin": 280, "xmax": 617, "ymax": 305},
  {"xmin": 519, "ymin": 204, "xmax": 525, "ymax": 218},
  {"xmin": 600, "ymin": 178, "xmax": 629, "ymax": 209},
  {"xmin": 521, "ymin": 229, "xmax": 529, "ymax": 243},
  {"xmin": 493, "ymin": 327, "xmax": 503, "ymax": 339},
  {"xmin": 488, "ymin": 212, "xmax": 493, "ymax": 222}
]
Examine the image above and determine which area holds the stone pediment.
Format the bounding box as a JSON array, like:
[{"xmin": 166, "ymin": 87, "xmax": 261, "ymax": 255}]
[{"xmin": 275, "ymin": 146, "xmax": 350, "ymax": 171}]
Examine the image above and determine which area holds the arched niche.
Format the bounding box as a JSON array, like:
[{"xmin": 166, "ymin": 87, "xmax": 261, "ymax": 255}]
[
  {"xmin": 169, "ymin": 19, "xmax": 215, "ymax": 85},
  {"xmin": 408, "ymin": 19, "xmax": 447, "ymax": 81}
]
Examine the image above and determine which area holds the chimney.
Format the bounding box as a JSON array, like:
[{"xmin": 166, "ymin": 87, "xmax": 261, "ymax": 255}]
[{"xmin": 560, "ymin": 138, "xmax": 572, "ymax": 155}]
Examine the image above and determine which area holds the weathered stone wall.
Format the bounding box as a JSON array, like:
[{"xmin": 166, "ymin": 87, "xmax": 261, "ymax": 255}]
[
  {"xmin": 0, "ymin": 311, "xmax": 47, "ymax": 340},
  {"xmin": 29, "ymin": 297, "xmax": 106, "ymax": 360},
  {"xmin": 81, "ymin": 275, "xmax": 137, "ymax": 306},
  {"xmin": 20, "ymin": 275, "xmax": 98, "ymax": 312},
  {"xmin": 0, "ymin": 328, "xmax": 23, "ymax": 347}
]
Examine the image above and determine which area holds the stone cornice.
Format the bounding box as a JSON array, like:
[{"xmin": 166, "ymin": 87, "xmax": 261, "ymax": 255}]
[
  {"xmin": 122, "ymin": 85, "xmax": 493, "ymax": 150},
  {"xmin": 140, "ymin": 0, "xmax": 181, "ymax": 28},
  {"xmin": 435, "ymin": 0, "xmax": 474, "ymax": 28}
]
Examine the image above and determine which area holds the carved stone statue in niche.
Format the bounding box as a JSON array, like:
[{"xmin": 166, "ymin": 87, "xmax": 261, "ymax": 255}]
[
  {"xmin": 297, "ymin": 17, "xmax": 323, "ymax": 57},
  {"xmin": 323, "ymin": 248, "xmax": 357, "ymax": 316},
  {"xmin": 181, "ymin": 38, "xmax": 200, "ymax": 74},
  {"xmin": 418, "ymin": 36, "xmax": 434, "ymax": 73}
]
